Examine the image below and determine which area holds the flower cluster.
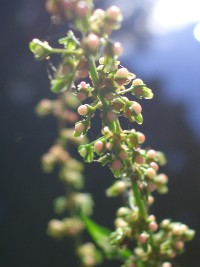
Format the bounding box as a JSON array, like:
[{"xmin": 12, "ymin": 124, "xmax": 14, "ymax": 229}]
[
  {"xmin": 36, "ymin": 91, "xmax": 102, "ymax": 267},
  {"xmin": 30, "ymin": 1, "xmax": 195, "ymax": 267}
]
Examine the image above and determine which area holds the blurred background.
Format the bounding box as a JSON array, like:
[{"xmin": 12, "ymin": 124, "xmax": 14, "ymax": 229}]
[{"xmin": 1, "ymin": 0, "xmax": 200, "ymax": 266}]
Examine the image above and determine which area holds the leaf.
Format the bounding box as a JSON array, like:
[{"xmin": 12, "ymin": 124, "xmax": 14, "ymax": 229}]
[
  {"xmin": 51, "ymin": 79, "xmax": 68, "ymax": 93},
  {"xmin": 143, "ymin": 87, "xmax": 154, "ymax": 99},
  {"xmin": 135, "ymin": 113, "xmax": 143, "ymax": 125},
  {"xmin": 58, "ymin": 31, "xmax": 79, "ymax": 50},
  {"xmin": 80, "ymin": 213, "xmax": 132, "ymax": 260}
]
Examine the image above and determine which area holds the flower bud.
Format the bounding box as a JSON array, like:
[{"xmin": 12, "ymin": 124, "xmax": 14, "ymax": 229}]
[
  {"xmin": 149, "ymin": 221, "xmax": 158, "ymax": 232},
  {"xmin": 74, "ymin": 122, "xmax": 85, "ymax": 135},
  {"xmin": 116, "ymin": 207, "xmax": 131, "ymax": 217},
  {"xmin": 116, "ymin": 68, "xmax": 129, "ymax": 78},
  {"xmin": 132, "ymin": 78, "xmax": 144, "ymax": 86},
  {"xmin": 75, "ymin": 1, "xmax": 88, "ymax": 18},
  {"xmin": 77, "ymin": 105, "xmax": 89, "ymax": 116},
  {"xmin": 132, "ymin": 101, "xmax": 142, "ymax": 114},
  {"xmin": 53, "ymin": 196, "xmax": 67, "ymax": 214},
  {"xmin": 84, "ymin": 33, "xmax": 101, "ymax": 52},
  {"xmin": 150, "ymin": 161, "xmax": 159, "ymax": 171},
  {"xmin": 106, "ymin": 181, "xmax": 127, "ymax": 197},
  {"xmin": 106, "ymin": 6, "xmax": 122, "ymax": 22},
  {"xmin": 146, "ymin": 149, "xmax": 156, "ymax": 159},
  {"xmin": 137, "ymin": 132, "xmax": 145, "ymax": 144},
  {"xmin": 47, "ymin": 219, "xmax": 64, "ymax": 238},
  {"xmin": 111, "ymin": 159, "xmax": 123, "ymax": 170},
  {"xmin": 94, "ymin": 140, "xmax": 105, "ymax": 154},
  {"xmin": 35, "ymin": 99, "xmax": 52, "ymax": 116},
  {"xmin": 162, "ymin": 262, "xmax": 172, "ymax": 267},
  {"xmin": 137, "ymin": 232, "xmax": 149, "ymax": 244},
  {"xmin": 146, "ymin": 167, "xmax": 156, "ymax": 179},
  {"xmin": 112, "ymin": 42, "xmax": 123, "ymax": 56},
  {"xmin": 115, "ymin": 218, "xmax": 128, "ymax": 228},
  {"xmin": 107, "ymin": 110, "xmax": 117, "ymax": 122}
]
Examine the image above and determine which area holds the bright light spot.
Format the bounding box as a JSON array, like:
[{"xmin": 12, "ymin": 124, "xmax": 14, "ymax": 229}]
[
  {"xmin": 193, "ymin": 23, "xmax": 200, "ymax": 42},
  {"xmin": 151, "ymin": 0, "xmax": 200, "ymax": 33}
]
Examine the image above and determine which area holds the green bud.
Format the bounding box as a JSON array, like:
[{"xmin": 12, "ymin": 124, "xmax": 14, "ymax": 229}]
[{"xmin": 53, "ymin": 196, "xmax": 67, "ymax": 214}]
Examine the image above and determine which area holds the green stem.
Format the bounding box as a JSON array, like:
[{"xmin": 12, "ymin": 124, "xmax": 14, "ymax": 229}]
[
  {"xmin": 132, "ymin": 180, "xmax": 147, "ymax": 220},
  {"xmin": 50, "ymin": 48, "xmax": 83, "ymax": 56},
  {"xmin": 88, "ymin": 57, "xmax": 99, "ymax": 85}
]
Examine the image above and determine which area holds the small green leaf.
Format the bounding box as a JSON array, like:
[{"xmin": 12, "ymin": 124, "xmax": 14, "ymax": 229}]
[
  {"xmin": 143, "ymin": 87, "xmax": 154, "ymax": 99},
  {"xmin": 51, "ymin": 79, "xmax": 68, "ymax": 93},
  {"xmin": 58, "ymin": 31, "xmax": 79, "ymax": 50},
  {"xmin": 135, "ymin": 113, "xmax": 143, "ymax": 125}
]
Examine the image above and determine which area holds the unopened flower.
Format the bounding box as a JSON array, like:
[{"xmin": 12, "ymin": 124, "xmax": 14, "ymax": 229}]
[
  {"xmin": 94, "ymin": 140, "xmax": 105, "ymax": 154},
  {"xmin": 105, "ymin": 6, "xmax": 122, "ymax": 22},
  {"xmin": 75, "ymin": 1, "xmax": 88, "ymax": 18},
  {"xmin": 132, "ymin": 78, "xmax": 144, "ymax": 86},
  {"xmin": 77, "ymin": 105, "xmax": 89, "ymax": 116},
  {"xmin": 137, "ymin": 132, "xmax": 145, "ymax": 144},
  {"xmin": 112, "ymin": 42, "xmax": 123, "ymax": 56},
  {"xmin": 131, "ymin": 101, "xmax": 142, "ymax": 114},
  {"xmin": 84, "ymin": 33, "xmax": 101, "ymax": 52},
  {"xmin": 146, "ymin": 167, "xmax": 156, "ymax": 179}
]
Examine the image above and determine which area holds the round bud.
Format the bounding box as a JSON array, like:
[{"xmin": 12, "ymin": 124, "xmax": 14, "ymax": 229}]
[
  {"xmin": 116, "ymin": 207, "xmax": 130, "ymax": 217},
  {"xmin": 149, "ymin": 221, "xmax": 158, "ymax": 232},
  {"xmin": 150, "ymin": 162, "xmax": 159, "ymax": 171},
  {"xmin": 138, "ymin": 233, "xmax": 149, "ymax": 244},
  {"xmin": 114, "ymin": 218, "xmax": 128, "ymax": 228},
  {"xmin": 77, "ymin": 105, "xmax": 88, "ymax": 116},
  {"xmin": 94, "ymin": 140, "xmax": 104, "ymax": 153},
  {"xmin": 132, "ymin": 78, "xmax": 144, "ymax": 86},
  {"xmin": 75, "ymin": 122, "xmax": 85, "ymax": 134},
  {"xmin": 107, "ymin": 110, "xmax": 117, "ymax": 122},
  {"xmin": 113, "ymin": 42, "xmax": 123, "ymax": 56},
  {"xmin": 93, "ymin": 8, "xmax": 105, "ymax": 18},
  {"xmin": 48, "ymin": 219, "xmax": 63, "ymax": 238},
  {"xmin": 162, "ymin": 263, "xmax": 172, "ymax": 267},
  {"xmin": 137, "ymin": 132, "xmax": 145, "ymax": 144},
  {"xmin": 132, "ymin": 101, "xmax": 142, "ymax": 114},
  {"xmin": 77, "ymin": 91, "xmax": 87, "ymax": 101},
  {"xmin": 157, "ymin": 173, "xmax": 168, "ymax": 184},
  {"xmin": 147, "ymin": 149, "xmax": 156, "ymax": 159},
  {"xmin": 148, "ymin": 195, "xmax": 154, "ymax": 206},
  {"xmin": 160, "ymin": 219, "xmax": 171, "ymax": 229},
  {"xmin": 106, "ymin": 6, "xmax": 122, "ymax": 21},
  {"xmin": 174, "ymin": 241, "xmax": 184, "ymax": 250},
  {"xmin": 135, "ymin": 155, "xmax": 144, "ymax": 164},
  {"xmin": 106, "ymin": 142, "xmax": 113, "ymax": 150},
  {"xmin": 119, "ymin": 151, "xmax": 128, "ymax": 160},
  {"xmin": 111, "ymin": 159, "xmax": 123, "ymax": 170},
  {"xmin": 105, "ymin": 92, "xmax": 114, "ymax": 101},
  {"xmin": 75, "ymin": 1, "xmax": 88, "ymax": 17},
  {"xmin": 146, "ymin": 167, "xmax": 156, "ymax": 179},
  {"xmin": 99, "ymin": 57, "xmax": 105, "ymax": 65},
  {"xmin": 116, "ymin": 68, "xmax": 129, "ymax": 79},
  {"xmin": 61, "ymin": 0, "xmax": 73, "ymax": 9},
  {"xmin": 79, "ymin": 81, "xmax": 87, "ymax": 89},
  {"xmin": 85, "ymin": 33, "xmax": 101, "ymax": 51},
  {"xmin": 148, "ymin": 214, "xmax": 156, "ymax": 221}
]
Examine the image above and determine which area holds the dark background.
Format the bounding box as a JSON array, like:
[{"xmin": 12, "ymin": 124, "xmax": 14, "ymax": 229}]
[{"xmin": 1, "ymin": 0, "xmax": 200, "ymax": 266}]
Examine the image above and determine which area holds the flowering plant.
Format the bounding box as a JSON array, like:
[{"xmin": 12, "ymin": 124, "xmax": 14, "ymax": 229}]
[{"xmin": 30, "ymin": 1, "xmax": 195, "ymax": 266}]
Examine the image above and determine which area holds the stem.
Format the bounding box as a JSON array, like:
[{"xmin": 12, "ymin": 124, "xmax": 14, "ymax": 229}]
[
  {"xmin": 131, "ymin": 180, "xmax": 147, "ymax": 220},
  {"xmin": 50, "ymin": 48, "xmax": 83, "ymax": 56},
  {"xmin": 88, "ymin": 57, "xmax": 99, "ymax": 85}
]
